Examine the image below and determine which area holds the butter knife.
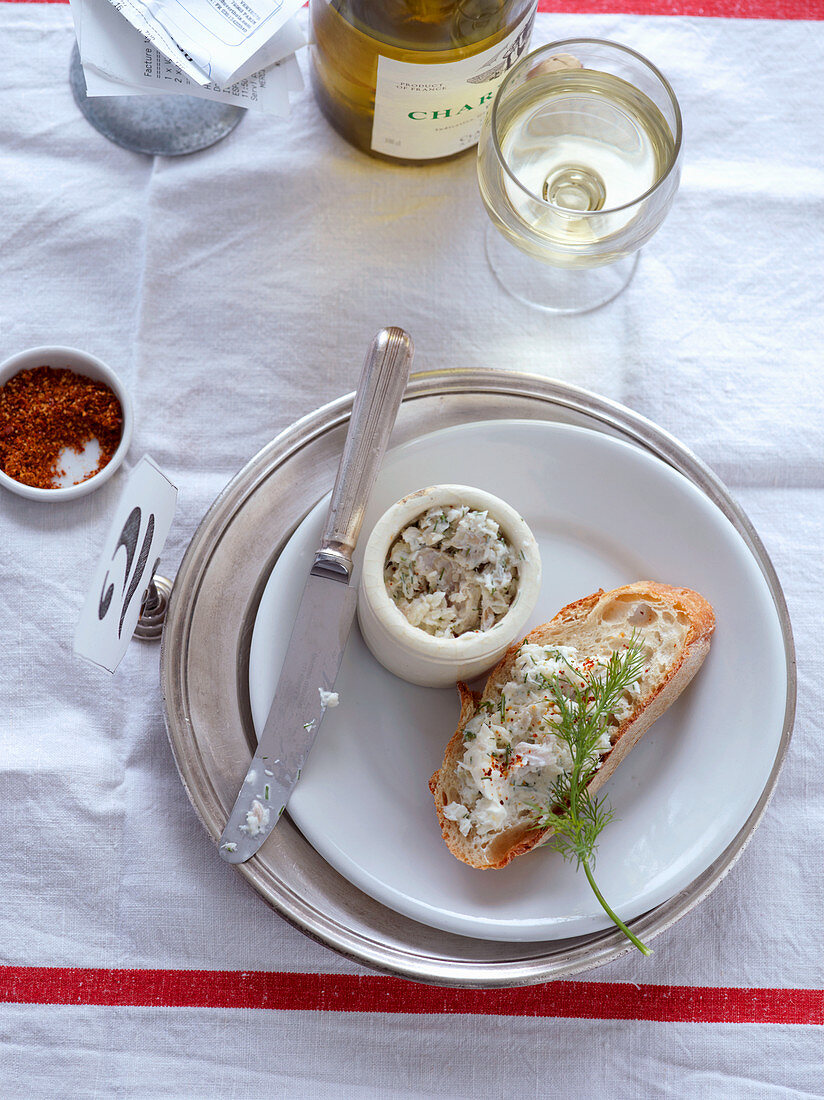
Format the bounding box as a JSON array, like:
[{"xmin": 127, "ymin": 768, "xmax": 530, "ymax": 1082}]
[{"xmin": 218, "ymin": 327, "xmax": 414, "ymax": 864}]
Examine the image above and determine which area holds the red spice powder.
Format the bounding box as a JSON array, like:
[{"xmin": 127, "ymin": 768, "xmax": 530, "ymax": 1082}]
[{"xmin": 0, "ymin": 366, "xmax": 123, "ymax": 490}]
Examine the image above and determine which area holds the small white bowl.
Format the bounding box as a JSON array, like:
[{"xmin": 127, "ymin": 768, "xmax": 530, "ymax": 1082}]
[
  {"xmin": 0, "ymin": 346, "xmax": 133, "ymax": 502},
  {"xmin": 357, "ymin": 484, "xmax": 542, "ymax": 688}
]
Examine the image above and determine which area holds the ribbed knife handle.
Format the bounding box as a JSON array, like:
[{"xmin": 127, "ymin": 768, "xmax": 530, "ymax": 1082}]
[{"xmin": 314, "ymin": 328, "xmax": 414, "ymax": 576}]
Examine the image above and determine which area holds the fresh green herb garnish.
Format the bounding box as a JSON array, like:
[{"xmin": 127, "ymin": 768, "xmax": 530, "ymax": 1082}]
[
  {"xmin": 499, "ymin": 692, "xmax": 507, "ymax": 723},
  {"xmin": 539, "ymin": 640, "xmax": 651, "ymax": 956},
  {"xmin": 533, "ymin": 671, "xmax": 555, "ymax": 693}
]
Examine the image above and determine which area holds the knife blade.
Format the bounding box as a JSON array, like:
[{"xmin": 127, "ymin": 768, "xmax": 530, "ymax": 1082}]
[{"xmin": 218, "ymin": 327, "xmax": 414, "ymax": 864}]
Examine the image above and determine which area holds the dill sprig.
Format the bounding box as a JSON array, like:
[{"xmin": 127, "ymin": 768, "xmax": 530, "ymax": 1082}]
[{"xmin": 540, "ymin": 639, "xmax": 652, "ymax": 956}]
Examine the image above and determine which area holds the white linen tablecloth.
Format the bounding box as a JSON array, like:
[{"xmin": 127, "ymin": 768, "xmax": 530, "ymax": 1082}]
[{"xmin": 1, "ymin": 4, "xmax": 822, "ymax": 1096}]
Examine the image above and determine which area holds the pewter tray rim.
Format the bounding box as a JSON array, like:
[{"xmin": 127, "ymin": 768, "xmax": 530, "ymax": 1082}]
[{"xmin": 160, "ymin": 369, "xmax": 796, "ymax": 988}]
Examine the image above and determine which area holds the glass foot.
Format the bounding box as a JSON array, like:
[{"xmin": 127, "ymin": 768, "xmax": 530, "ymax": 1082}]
[
  {"xmin": 485, "ymin": 224, "xmax": 640, "ymax": 315},
  {"xmin": 69, "ymin": 45, "xmax": 244, "ymax": 157}
]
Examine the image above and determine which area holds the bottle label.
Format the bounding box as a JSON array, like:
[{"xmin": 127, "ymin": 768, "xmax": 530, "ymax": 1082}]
[{"xmin": 371, "ymin": 6, "xmax": 536, "ymax": 161}]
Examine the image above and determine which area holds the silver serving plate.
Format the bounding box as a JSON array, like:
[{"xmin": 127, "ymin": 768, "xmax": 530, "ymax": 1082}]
[{"xmin": 160, "ymin": 370, "xmax": 796, "ymax": 987}]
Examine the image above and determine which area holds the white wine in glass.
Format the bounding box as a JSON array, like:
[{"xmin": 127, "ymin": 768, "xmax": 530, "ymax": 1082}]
[{"xmin": 477, "ymin": 40, "xmax": 683, "ymax": 313}]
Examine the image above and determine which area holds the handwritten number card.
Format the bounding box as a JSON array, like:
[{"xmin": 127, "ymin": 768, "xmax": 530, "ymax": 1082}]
[{"xmin": 74, "ymin": 455, "xmax": 177, "ymax": 672}]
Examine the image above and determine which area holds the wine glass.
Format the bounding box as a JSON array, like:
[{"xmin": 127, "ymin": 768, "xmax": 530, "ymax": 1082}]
[{"xmin": 477, "ymin": 39, "xmax": 683, "ymax": 314}]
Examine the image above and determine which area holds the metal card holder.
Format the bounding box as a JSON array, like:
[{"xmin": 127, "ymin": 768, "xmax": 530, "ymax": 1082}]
[{"xmin": 136, "ymin": 575, "xmax": 174, "ymax": 641}]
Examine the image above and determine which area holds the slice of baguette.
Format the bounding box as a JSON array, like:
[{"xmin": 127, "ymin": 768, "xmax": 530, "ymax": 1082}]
[{"xmin": 429, "ymin": 582, "xmax": 715, "ymax": 870}]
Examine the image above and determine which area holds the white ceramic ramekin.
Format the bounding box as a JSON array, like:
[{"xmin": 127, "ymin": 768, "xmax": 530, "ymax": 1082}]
[
  {"xmin": 0, "ymin": 346, "xmax": 133, "ymax": 502},
  {"xmin": 357, "ymin": 484, "xmax": 542, "ymax": 687}
]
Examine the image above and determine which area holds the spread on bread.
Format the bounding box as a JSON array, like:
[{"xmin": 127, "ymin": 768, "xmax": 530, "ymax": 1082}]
[
  {"xmin": 442, "ymin": 641, "xmax": 643, "ymax": 840},
  {"xmin": 430, "ymin": 582, "xmax": 715, "ymax": 871},
  {"xmin": 384, "ymin": 505, "xmax": 519, "ymax": 638}
]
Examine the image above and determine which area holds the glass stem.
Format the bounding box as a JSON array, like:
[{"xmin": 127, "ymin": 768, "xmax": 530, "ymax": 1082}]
[{"xmin": 583, "ymin": 860, "xmax": 652, "ymax": 956}]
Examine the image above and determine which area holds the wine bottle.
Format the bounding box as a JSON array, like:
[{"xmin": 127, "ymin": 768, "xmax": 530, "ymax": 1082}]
[{"xmin": 309, "ymin": 0, "xmax": 538, "ymax": 164}]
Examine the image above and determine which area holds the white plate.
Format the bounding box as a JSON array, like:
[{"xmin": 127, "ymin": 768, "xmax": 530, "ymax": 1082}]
[{"xmin": 249, "ymin": 420, "xmax": 786, "ymax": 942}]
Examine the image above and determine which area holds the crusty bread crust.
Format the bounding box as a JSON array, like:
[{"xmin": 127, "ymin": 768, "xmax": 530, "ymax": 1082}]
[{"xmin": 429, "ymin": 582, "xmax": 715, "ymax": 870}]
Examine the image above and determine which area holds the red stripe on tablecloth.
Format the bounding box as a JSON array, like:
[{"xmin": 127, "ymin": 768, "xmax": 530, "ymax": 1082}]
[
  {"xmin": 2, "ymin": 0, "xmax": 823, "ymax": 15},
  {"xmin": 0, "ymin": 968, "xmax": 822, "ymax": 1022}
]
